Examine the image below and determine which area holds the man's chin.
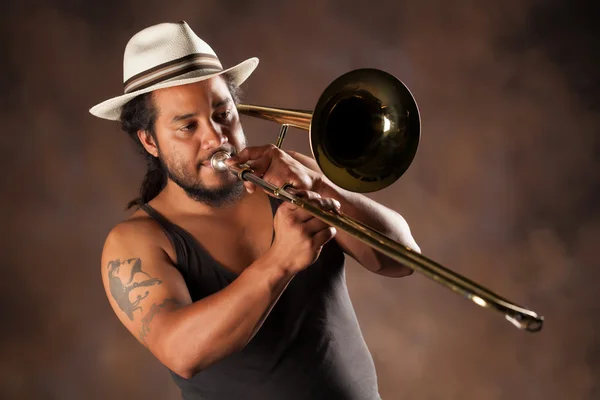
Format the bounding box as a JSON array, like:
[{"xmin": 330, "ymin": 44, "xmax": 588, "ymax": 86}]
[
  {"xmin": 182, "ymin": 181, "xmax": 245, "ymax": 208},
  {"xmin": 207, "ymin": 176, "xmax": 241, "ymax": 193}
]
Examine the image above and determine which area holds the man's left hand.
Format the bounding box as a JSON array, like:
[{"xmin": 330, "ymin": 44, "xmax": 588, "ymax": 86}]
[{"xmin": 225, "ymin": 144, "xmax": 323, "ymax": 194}]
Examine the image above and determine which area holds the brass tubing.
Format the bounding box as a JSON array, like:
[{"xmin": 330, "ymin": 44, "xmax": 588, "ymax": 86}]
[{"xmin": 210, "ymin": 151, "xmax": 544, "ymax": 332}]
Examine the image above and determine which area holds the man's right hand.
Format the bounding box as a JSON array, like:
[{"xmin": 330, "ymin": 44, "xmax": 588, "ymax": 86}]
[{"xmin": 268, "ymin": 190, "xmax": 339, "ymax": 274}]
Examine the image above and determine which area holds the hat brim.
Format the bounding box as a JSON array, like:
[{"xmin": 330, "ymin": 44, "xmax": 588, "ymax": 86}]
[{"xmin": 89, "ymin": 57, "xmax": 259, "ymax": 121}]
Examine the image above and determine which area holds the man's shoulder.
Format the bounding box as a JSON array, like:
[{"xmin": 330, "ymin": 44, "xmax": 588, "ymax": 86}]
[{"xmin": 103, "ymin": 208, "xmax": 171, "ymax": 255}]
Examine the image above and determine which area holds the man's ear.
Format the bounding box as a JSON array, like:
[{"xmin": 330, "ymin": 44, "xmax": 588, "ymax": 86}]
[{"xmin": 137, "ymin": 130, "xmax": 159, "ymax": 157}]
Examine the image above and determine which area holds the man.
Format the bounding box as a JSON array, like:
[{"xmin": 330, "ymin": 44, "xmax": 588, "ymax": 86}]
[{"xmin": 90, "ymin": 21, "xmax": 420, "ymax": 400}]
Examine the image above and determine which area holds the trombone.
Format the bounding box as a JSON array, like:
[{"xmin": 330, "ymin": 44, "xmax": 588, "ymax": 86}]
[{"xmin": 210, "ymin": 68, "xmax": 544, "ymax": 333}]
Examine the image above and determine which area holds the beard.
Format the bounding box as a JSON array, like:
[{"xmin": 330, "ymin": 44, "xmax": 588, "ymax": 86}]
[{"xmin": 158, "ymin": 149, "xmax": 245, "ymax": 208}]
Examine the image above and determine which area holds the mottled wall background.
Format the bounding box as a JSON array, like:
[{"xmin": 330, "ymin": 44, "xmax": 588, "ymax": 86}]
[{"xmin": 1, "ymin": 0, "xmax": 599, "ymax": 399}]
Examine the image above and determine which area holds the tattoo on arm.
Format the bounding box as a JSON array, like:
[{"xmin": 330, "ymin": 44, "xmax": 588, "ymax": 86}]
[
  {"xmin": 139, "ymin": 298, "xmax": 179, "ymax": 345},
  {"xmin": 107, "ymin": 258, "xmax": 162, "ymax": 321}
]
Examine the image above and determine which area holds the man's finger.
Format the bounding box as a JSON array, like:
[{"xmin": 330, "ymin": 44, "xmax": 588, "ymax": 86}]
[
  {"xmin": 312, "ymin": 226, "xmax": 337, "ymax": 247},
  {"xmin": 292, "ymin": 191, "xmax": 340, "ymax": 212},
  {"xmin": 315, "ymin": 198, "xmax": 341, "ymax": 212},
  {"xmin": 302, "ymin": 215, "xmax": 331, "ymax": 234},
  {"xmin": 226, "ymin": 145, "xmax": 275, "ymax": 166},
  {"xmin": 231, "ymin": 152, "xmax": 273, "ymax": 179},
  {"xmin": 225, "ymin": 147, "xmax": 249, "ymax": 165},
  {"xmin": 247, "ymin": 157, "xmax": 272, "ymax": 178},
  {"xmin": 244, "ymin": 181, "xmax": 256, "ymax": 194},
  {"xmin": 293, "ymin": 190, "xmax": 321, "ymax": 200}
]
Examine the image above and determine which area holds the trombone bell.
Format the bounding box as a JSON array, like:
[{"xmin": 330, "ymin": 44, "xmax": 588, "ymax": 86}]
[{"xmin": 237, "ymin": 68, "xmax": 420, "ymax": 193}]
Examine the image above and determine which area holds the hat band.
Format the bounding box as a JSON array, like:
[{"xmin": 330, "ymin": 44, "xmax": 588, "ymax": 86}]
[{"xmin": 123, "ymin": 53, "xmax": 223, "ymax": 93}]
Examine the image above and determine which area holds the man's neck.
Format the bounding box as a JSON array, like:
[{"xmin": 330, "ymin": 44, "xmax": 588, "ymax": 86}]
[{"xmin": 153, "ymin": 180, "xmax": 256, "ymax": 219}]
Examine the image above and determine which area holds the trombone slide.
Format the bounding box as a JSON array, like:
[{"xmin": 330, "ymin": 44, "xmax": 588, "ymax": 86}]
[{"xmin": 210, "ymin": 150, "xmax": 544, "ymax": 332}]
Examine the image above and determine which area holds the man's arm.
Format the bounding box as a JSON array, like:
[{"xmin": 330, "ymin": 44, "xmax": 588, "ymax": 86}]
[
  {"xmin": 287, "ymin": 150, "xmax": 420, "ymax": 278},
  {"xmin": 101, "ymin": 219, "xmax": 295, "ymax": 379}
]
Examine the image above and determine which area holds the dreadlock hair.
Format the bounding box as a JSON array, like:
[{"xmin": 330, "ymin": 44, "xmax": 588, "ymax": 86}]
[{"xmin": 119, "ymin": 75, "xmax": 243, "ymax": 210}]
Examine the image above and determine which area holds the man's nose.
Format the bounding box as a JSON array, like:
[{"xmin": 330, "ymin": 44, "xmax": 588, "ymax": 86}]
[{"xmin": 201, "ymin": 123, "xmax": 227, "ymax": 150}]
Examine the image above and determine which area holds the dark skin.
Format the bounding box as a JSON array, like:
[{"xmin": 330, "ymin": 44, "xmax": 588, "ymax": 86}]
[{"xmin": 101, "ymin": 76, "xmax": 420, "ymax": 379}]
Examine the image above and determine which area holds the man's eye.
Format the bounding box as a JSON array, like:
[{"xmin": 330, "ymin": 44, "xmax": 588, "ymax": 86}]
[
  {"xmin": 180, "ymin": 122, "xmax": 197, "ymax": 132},
  {"xmin": 219, "ymin": 110, "xmax": 232, "ymax": 120}
]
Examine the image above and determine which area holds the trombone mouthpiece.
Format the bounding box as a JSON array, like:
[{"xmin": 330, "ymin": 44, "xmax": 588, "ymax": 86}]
[{"xmin": 210, "ymin": 150, "xmax": 231, "ymax": 171}]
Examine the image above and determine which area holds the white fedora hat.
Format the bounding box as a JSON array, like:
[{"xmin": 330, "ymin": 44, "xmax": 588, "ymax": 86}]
[{"xmin": 89, "ymin": 21, "xmax": 259, "ymax": 121}]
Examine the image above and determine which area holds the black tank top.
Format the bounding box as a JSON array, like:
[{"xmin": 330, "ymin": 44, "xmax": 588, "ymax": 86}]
[{"xmin": 141, "ymin": 197, "xmax": 381, "ymax": 400}]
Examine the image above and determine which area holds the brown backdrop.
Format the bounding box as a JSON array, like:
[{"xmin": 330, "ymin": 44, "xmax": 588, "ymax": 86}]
[{"xmin": 1, "ymin": 0, "xmax": 599, "ymax": 399}]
